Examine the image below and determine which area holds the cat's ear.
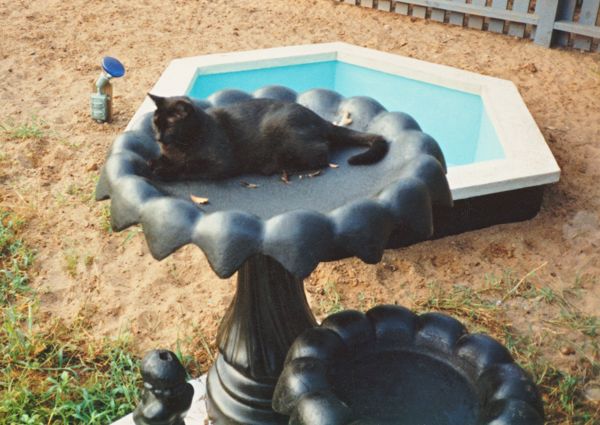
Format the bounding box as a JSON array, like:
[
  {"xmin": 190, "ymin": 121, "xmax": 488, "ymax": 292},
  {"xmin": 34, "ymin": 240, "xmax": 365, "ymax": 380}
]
[
  {"xmin": 148, "ymin": 93, "xmax": 165, "ymax": 108},
  {"xmin": 172, "ymin": 98, "xmax": 194, "ymax": 119}
]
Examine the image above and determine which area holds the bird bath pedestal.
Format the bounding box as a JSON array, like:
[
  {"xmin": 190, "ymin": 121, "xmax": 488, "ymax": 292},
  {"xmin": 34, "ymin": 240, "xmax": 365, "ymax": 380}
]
[{"xmin": 97, "ymin": 86, "xmax": 457, "ymax": 424}]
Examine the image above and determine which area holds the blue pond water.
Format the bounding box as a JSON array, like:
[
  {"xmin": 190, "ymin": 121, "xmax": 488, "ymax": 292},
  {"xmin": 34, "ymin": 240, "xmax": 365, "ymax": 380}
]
[{"xmin": 187, "ymin": 61, "xmax": 504, "ymax": 166}]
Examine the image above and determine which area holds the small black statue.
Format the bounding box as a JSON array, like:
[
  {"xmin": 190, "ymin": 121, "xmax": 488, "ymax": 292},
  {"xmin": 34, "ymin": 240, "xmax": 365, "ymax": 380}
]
[{"xmin": 133, "ymin": 349, "xmax": 194, "ymax": 425}]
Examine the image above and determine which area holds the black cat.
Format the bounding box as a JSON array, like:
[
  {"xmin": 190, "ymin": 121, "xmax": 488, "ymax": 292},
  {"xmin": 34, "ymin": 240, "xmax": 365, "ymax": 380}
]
[{"xmin": 147, "ymin": 94, "xmax": 388, "ymax": 181}]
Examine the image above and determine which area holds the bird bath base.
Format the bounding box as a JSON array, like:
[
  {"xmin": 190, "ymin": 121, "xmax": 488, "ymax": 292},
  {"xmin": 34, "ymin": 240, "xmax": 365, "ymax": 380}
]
[{"xmin": 206, "ymin": 255, "xmax": 316, "ymax": 424}]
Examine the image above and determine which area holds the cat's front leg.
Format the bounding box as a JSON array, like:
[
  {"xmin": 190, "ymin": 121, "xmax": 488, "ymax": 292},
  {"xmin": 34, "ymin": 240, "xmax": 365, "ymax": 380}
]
[
  {"xmin": 185, "ymin": 157, "xmax": 232, "ymax": 180},
  {"xmin": 148, "ymin": 156, "xmax": 180, "ymax": 182}
]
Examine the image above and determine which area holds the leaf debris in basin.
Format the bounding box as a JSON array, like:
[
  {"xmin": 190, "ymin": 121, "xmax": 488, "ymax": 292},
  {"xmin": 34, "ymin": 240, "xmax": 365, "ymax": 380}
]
[
  {"xmin": 335, "ymin": 111, "xmax": 353, "ymax": 126},
  {"xmin": 241, "ymin": 181, "xmax": 259, "ymax": 189},
  {"xmin": 298, "ymin": 170, "xmax": 321, "ymax": 180},
  {"xmin": 190, "ymin": 195, "xmax": 210, "ymax": 205}
]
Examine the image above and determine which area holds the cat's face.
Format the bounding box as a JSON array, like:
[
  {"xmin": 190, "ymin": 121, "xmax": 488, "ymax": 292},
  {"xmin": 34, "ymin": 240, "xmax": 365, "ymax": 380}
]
[{"xmin": 148, "ymin": 94, "xmax": 195, "ymax": 148}]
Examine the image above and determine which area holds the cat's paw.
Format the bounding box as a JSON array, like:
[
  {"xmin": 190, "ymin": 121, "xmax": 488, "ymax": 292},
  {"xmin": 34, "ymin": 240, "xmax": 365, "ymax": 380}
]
[{"xmin": 149, "ymin": 165, "xmax": 177, "ymax": 182}]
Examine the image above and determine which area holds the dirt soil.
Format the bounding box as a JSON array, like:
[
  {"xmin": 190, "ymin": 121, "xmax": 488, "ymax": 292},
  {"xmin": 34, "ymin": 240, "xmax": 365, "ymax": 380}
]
[{"xmin": 1, "ymin": 0, "xmax": 599, "ymax": 419}]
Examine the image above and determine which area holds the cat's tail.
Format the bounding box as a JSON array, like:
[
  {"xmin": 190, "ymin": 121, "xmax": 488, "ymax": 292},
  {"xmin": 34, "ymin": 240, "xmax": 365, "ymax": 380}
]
[{"xmin": 328, "ymin": 125, "xmax": 389, "ymax": 165}]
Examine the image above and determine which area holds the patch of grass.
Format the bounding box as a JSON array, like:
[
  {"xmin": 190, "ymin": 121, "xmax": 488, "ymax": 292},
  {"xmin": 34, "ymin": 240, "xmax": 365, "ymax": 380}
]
[
  {"xmin": 83, "ymin": 254, "xmax": 94, "ymax": 268},
  {"xmin": 0, "ymin": 116, "xmax": 46, "ymax": 140},
  {"xmin": 0, "ymin": 209, "xmax": 142, "ymax": 424},
  {"xmin": 59, "ymin": 139, "xmax": 82, "ymax": 150},
  {"xmin": 558, "ymin": 309, "xmax": 599, "ymax": 337},
  {"xmin": 415, "ymin": 281, "xmax": 500, "ymax": 333},
  {"xmin": 99, "ymin": 204, "xmax": 112, "ymax": 234},
  {"xmin": 357, "ymin": 291, "xmax": 376, "ymax": 312},
  {"xmin": 414, "ymin": 276, "xmax": 599, "ymax": 425},
  {"xmin": 53, "ymin": 189, "xmax": 69, "ymax": 208},
  {"xmin": 174, "ymin": 324, "xmax": 216, "ymax": 378},
  {"xmin": 64, "ymin": 249, "xmax": 79, "ymax": 278},
  {"xmin": 121, "ymin": 228, "xmax": 142, "ymax": 246},
  {"xmin": 1, "ymin": 305, "xmax": 141, "ymax": 424},
  {"xmin": 528, "ymin": 277, "xmax": 600, "ymax": 338},
  {"xmin": 66, "ymin": 182, "xmax": 94, "ymax": 204},
  {"xmin": 319, "ymin": 281, "xmax": 344, "ymax": 315},
  {"xmin": 0, "ymin": 212, "xmax": 35, "ymax": 304},
  {"xmin": 483, "ymin": 263, "xmax": 548, "ymax": 302},
  {"xmin": 506, "ymin": 330, "xmax": 599, "ymax": 425},
  {"xmin": 538, "ymin": 286, "xmax": 556, "ymax": 303}
]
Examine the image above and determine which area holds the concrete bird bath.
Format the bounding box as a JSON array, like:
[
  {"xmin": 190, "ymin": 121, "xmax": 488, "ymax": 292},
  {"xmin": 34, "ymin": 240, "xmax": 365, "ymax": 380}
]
[{"xmin": 97, "ymin": 86, "xmax": 539, "ymax": 424}]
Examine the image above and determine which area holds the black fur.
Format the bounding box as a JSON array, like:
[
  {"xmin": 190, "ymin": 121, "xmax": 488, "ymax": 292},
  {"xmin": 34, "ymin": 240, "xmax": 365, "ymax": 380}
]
[{"xmin": 148, "ymin": 94, "xmax": 388, "ymax": 181}]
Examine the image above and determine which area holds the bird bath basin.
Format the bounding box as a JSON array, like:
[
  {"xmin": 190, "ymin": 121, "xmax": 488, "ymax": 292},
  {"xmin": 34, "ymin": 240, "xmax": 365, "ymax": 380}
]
[
  {"xmin": 274, "ymin": 306, "xmax": 544, "ymax": 425},
  {"xmin": 96, "ymin": 86, "xmax": 449, "ymax": 424}
]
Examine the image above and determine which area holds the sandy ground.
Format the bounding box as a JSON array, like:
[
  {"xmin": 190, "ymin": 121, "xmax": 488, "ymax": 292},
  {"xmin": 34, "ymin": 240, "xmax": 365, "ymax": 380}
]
[{"xmin": 1, "ymin": 0, "xmax": 599, "ymax": 420}]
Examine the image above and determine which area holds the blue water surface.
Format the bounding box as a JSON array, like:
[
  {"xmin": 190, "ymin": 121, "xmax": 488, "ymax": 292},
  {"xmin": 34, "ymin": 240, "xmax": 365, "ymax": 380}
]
[{"xmin": 187, "ymin": 60, "xmax": 504, "ymax": 166}]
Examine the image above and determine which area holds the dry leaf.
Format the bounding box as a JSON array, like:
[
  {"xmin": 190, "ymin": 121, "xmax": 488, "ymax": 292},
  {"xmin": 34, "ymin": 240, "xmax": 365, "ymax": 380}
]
[
  {"xmin": 190, "ymin": 195, "xmax": 209, "ymax": 205},
  {"xmin": 335, "ymin": 111, "xmax": 353, "ymax": 127},
  {"xmin": 520, "ymin": 62, "xmax": 538, "ymax": 73},
  {"xmin": 329, "ymin": 163, "xmax": 339, "ymax": 169},
  {"xmin": 241, "ymin": 181, "xmax": 259, "ymax": 189}
]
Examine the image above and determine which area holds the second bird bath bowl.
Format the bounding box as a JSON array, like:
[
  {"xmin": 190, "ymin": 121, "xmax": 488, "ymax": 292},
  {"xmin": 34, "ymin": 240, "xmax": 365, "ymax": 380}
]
[
  {"xmin": 97, "ymin": 86, "xmax": 543, "ymax": 424},
  {"xmin": 274, "ymin": 306, "xmax": 543, "ymax": 425}
]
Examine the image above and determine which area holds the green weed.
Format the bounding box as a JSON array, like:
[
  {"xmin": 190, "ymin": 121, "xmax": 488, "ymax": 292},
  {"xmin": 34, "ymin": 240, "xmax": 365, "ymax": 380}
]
[
  {"xmin": 319, "ymin": 281, "xmax": 344, "ymax": 315},
  {"xmin": 558, "ymin": 309, "xmax": 599, "ymax": 337},
  {"xmin": 64, "ymin": 249, "xmax": 79, "ymax": 278},
  {"xmin": 83, "ymin": 254, "xmax": 94, "ymax": 268},
  {"xmin": 0, "ymin": 212, "xmax": 35, "ymax": 304},
  {"xmin": 1, "ymin": 117, "xmax": 46, "ymax": 140},
  {"xmin": 66, "ymin": 182, "xmax": 94, "ymax": 204},
  {"xmin": 100, "ymin": 204, "xmax": 112, "ymax": 234},
  {"xmin": 59, "ymin": 139, "xmax": 82, "ymax": 150},
  {"xmin": 357, "ymin": 291, "xmax": 376, "ymax": 312},
  {"xmin": 121, "ymin": 228, "xmax": 142, "ymax": 246}
]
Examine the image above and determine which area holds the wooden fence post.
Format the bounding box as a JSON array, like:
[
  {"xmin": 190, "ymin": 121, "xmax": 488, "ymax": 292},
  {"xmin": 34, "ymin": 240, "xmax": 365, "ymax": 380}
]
[
  {"xmin": 395, "ymin": 2, "xmax": 410, "ymax": 15},
  {"xmin": 361, "ymin": 0, "xmax": 374, "ymax": 8},
  {"xmin": 489, "ymin": 0, "xmax": 509, "ymax": 33},
  {"xmin": 572, "ymin": 0, "xmax": 600, "ymax": 50},
  {"xmin": 554, "ymin": 0, "xmax": 578, "ymax": 46},
  {"xmin": 534, "ymin": 0, "xmax": 560, "ymax": 47},
  {"xmin": 378, "ymin": 0, "xmax": 393, "ymax": 11},
  {"xmin": 448, "ymin": 0, "xmax": 466, "ymax": 26},
  {"xmin": 508, "ymin": 0, "xmax": 530, "ymax": 38},
  {"xmin": 468, "ymin": 0, "xmax": 486, "ymax": 30}
]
